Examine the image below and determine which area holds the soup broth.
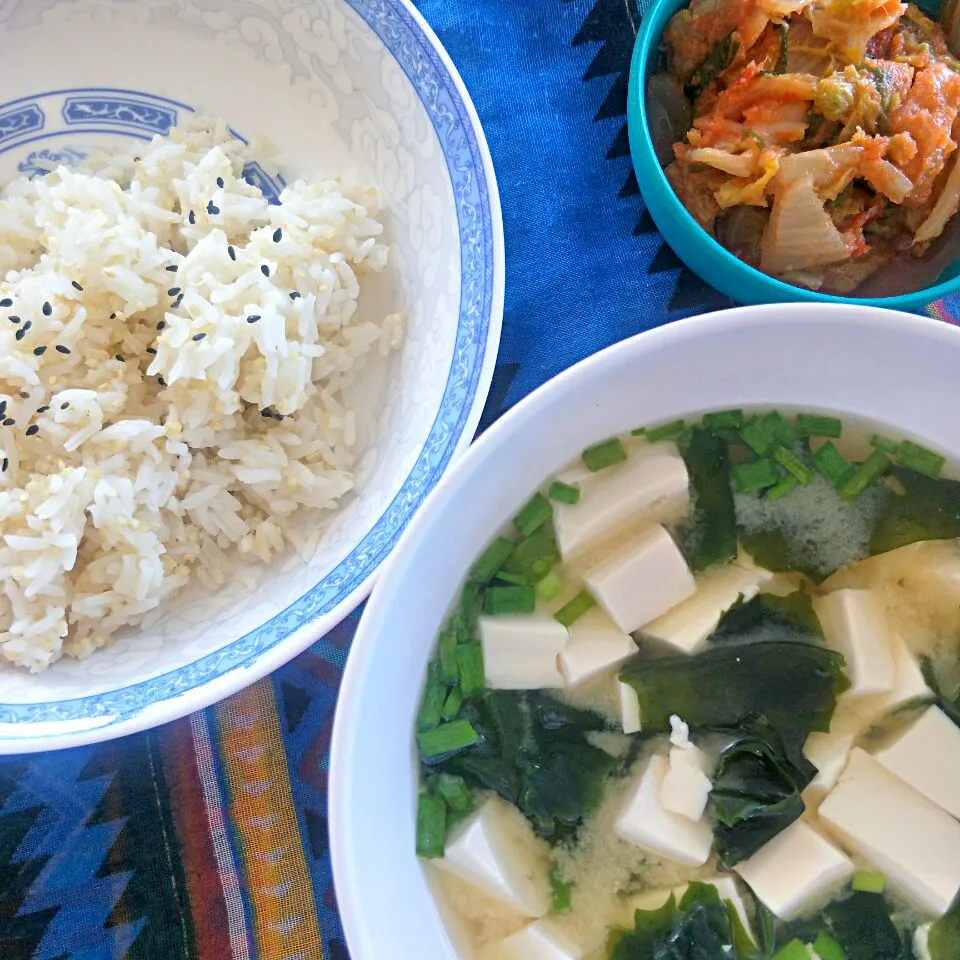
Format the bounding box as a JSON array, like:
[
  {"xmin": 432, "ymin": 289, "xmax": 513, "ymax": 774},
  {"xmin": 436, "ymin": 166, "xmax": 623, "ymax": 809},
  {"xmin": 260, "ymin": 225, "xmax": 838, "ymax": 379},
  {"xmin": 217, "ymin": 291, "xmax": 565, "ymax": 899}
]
[{"xmin": 413, "ymin": 410, "xmax": 960, "ymax": 960}]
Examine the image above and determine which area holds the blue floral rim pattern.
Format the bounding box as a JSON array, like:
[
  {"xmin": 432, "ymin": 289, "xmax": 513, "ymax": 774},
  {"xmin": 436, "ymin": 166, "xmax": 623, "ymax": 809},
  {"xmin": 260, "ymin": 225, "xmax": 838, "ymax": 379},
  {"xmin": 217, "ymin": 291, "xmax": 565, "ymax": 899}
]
[{"xmin": 0, "ymin": 0, "xmax": 496, "ymax": 729}]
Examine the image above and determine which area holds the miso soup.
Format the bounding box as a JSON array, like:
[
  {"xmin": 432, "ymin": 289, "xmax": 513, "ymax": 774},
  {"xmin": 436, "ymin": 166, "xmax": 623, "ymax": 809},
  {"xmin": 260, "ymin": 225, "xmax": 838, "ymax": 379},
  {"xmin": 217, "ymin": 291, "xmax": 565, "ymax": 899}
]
[{"xmin": 413, "ymin": 410, "xmax": 960, "ymax": 960}]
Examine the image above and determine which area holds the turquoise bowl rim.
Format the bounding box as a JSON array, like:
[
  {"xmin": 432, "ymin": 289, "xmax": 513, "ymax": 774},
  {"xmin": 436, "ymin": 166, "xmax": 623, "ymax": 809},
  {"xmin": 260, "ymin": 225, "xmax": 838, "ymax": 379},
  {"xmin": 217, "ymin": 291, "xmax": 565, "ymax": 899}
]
[{"xmin": 626, "ymin": 0, "xmax": 960, "ymax": 309}]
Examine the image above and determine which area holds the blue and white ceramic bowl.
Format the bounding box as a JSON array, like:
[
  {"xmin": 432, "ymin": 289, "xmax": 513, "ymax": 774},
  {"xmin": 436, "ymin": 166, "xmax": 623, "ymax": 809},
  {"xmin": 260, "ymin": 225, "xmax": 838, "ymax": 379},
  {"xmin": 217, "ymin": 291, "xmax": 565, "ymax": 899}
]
[{"xmin": 0, "ymin": 0, "xmax": 503, "ymax": 751}]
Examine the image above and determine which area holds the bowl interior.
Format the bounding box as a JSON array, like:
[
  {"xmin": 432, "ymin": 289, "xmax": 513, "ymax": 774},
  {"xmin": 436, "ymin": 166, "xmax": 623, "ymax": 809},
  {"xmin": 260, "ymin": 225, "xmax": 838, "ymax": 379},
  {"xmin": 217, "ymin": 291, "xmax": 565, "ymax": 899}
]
[
  {"xmin": 626, "ymin": 0, "xmax": 960, "ymax": 309},
  {"xmin": 0, "ymin": 0, "xmax": 499, "ymax": 743},
  {"xmin": 331, "ymin": 303, "xmax": 960, "ymax": 960}
]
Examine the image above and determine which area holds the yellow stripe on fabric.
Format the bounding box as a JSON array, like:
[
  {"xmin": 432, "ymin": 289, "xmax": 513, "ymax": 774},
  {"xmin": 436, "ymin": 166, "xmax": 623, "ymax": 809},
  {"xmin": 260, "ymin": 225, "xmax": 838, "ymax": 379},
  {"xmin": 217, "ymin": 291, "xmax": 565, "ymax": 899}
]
[{"xmin": 215, "ymin": 679, "xmax": 324, "ymax": 960}]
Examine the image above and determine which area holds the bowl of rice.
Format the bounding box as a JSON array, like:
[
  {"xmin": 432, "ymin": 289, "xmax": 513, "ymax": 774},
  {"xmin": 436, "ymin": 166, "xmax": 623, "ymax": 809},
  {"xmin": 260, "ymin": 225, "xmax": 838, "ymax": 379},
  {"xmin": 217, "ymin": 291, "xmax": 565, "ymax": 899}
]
[{"xmin": 0, "ymin": 0, "xmax": 503, "ymax": 750}]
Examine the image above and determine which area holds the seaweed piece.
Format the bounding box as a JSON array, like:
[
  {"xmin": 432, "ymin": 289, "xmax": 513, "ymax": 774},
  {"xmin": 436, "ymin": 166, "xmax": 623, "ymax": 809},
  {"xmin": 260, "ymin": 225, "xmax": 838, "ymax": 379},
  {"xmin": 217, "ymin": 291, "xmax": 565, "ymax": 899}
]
[
  {"xmin": 710, "ymin": 590, "xmax": 822, "ymax": 645},
  {"xmin": 682, "ymin": 428, "xmax": 738, "ymax": 572},
  {"xmin": 870, "ymin": 466, "xmax": 960, "ymax": 554}
]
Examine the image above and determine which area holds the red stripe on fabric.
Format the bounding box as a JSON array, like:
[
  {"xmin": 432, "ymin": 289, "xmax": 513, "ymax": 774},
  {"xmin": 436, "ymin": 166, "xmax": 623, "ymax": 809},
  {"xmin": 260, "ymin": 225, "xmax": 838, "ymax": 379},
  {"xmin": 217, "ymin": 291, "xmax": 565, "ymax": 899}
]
[{"xmin": 162, "ymin": 717, "xmax": 234, "ymax": 960}]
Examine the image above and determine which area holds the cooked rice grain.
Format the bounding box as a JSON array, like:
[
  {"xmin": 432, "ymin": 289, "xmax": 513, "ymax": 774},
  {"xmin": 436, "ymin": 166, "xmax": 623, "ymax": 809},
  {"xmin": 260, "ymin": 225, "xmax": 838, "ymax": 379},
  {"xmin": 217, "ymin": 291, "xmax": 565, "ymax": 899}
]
[{"xmin": 0, "ymin": 118, "xmax": 403, "ymax": 671}]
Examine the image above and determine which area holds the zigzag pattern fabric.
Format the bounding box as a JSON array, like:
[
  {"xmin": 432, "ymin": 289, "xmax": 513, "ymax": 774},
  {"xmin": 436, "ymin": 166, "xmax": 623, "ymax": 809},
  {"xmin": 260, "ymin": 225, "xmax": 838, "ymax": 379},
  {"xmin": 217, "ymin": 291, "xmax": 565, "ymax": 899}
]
[{"xmin": 2, "ymin": 1, "xmax": 959, "ymax": 957}]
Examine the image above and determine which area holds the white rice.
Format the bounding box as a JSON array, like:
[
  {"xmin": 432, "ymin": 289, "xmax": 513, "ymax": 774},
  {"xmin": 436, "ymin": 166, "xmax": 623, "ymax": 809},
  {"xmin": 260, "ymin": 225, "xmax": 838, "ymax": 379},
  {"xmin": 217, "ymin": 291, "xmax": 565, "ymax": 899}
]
[{"xmin": 0, "ymin": 117, "xmax": 404, "ymax": 672}]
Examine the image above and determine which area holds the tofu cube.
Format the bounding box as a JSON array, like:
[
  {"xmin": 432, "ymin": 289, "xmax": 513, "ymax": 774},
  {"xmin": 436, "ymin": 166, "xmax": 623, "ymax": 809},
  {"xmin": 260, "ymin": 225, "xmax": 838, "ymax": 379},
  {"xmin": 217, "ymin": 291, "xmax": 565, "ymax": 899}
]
[
  {"xmin": 642, "ymin": 560, "xmax": 774, "ymax": 655},
  {"xmin": 878, "ymin": 631, "xmax": 931, "ymax": 712},
  {"xmin": 801, "ymin": 707, "xmax": 863, "ymax": 806},
  {"xmin": 434, "ymin": 797, "xmax": 550, "ymax": 918},
  {"xmin": 736, "ymin": 820, "xmax": 853, "ymax": 921},
  {"xmin": 661, "ymin": 715, "xmax": 712, "ymax": 822},
  {"xmin": 813, "ymin": 589, "xmax": 895, "ymax": 698},
  {"xmin": 874, "ymin": 706, "xmax": 960, "ymax": 820},
  {"xmin": 480, "ymin": 919, "xmax": 585, "ymax": 960},
  {"xmin": 479, "ymin": 615, "xmax": 568, "ymax": 690},
  {"xmin": 615, "ymin": 754, "xmax": 713, "ymax": 867},
  {"xmin": 619, "ymin": 681, "xmax": 641, "ymax": 735},
  {"xmin": 558, "ymin": 607, "xmax": 637, "ymax": 686},
  {"xmin": 584, "ymin": 525, "xmax": 696, "ymax": 635},
  {"xmin": 819, "ymin": 748, "xmax": 960, "ymax": 916},
  {"xmin": 553, "ymin": 442, "xmax": 689, "ymax": 559}
]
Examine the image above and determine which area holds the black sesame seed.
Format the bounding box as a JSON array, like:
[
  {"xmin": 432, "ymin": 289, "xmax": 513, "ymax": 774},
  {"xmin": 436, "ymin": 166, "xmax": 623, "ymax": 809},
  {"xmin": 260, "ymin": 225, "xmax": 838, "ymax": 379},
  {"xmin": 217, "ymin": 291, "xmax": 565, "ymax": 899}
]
[
  {"xmin": 3, "ymin": 419, "xmax": 14, "ymax": 427},
  {"xmin": 188, "ymin": 210, "xmax": 196, "ymax": 225},
  {"xmin": 261, "ymin": 408, "xmax": 271, "ymax": 418},
  {"xmin": 273, "ymin": 228, "xmax": 282, "ymax": 243},
  {"xmin": 8, "ymin": 316, "xmax": 20, "ymax": 325},
  {"xmin": 37, "ymin": 406, "xmax": 49, "ymax": 414},
  {"xmin": 167, "ymin": 287, "xmax": 181, "ymax": 297},
  {"xmin": 146, "ymin": 347, "xmax": 157, "ymax": 355},
  {"xmin": 217, "ymin": 176, "xmax": 225, "ymax": 189},
  {"xmin": 289, "ymin": 292, "xmax": 301, "ymax": 300},
  {"xmin": 72, "ymin": 281, "xmax": 83, "ymax": 291},
  {"xmin": 261, "ymin": 265, "xmax": 270, "ymax": 277},
  {"xmin": 25, "ymin": 425, "xmax": 39, "ymax": 437},
  {"xmin": 207, "ymin": 202, "xmax": 220, "ymax": 216},
  {"xmin": 192, "ymin": 332, "xmax": 206, "ymax": 342},
  {"xmin": 0, "ymin": 299, "xmax": 11, "ymax": 308},
  {"xmin": 157, "ymin": 376, "xmax": 166, "ymax": 387},
  {"xmin": 228, "ymin": 246, "xmax": 237, "ymax": 262},
  {"xmin": 33, "ymin": 346, "xmax": 46, "ymax": 356},
  {"xmin": 0, "ymin": 402, "xmax": 5, "ymax": 416},
  {"xmin": 157, "ymin": 320, "xmax": 166, "ymax": 331},
  {"xmin": 42, "ymin": 302, "xmax": 52, "ymax": 317},
  {"xmin": 246, "ymin": 314, "xmax": 261, "ymax": 324},
  {"xmin": 110, "ymin": 313, "xmax": 117, "ymax": 320},
  {"xmin": 15, "ymin": 329, "xmax": 25, "ymax": 342},
  {"xmin": 22, "ymin": 321, "xmax": 32, "ymax": 332},
  {"xmin": 55, "ymin": 345, "xmax": 70, "ymax": 355},
  {"xmin": 166, "ymin": 264, "xmax": 178, "ymax": 272},
  {"xmin": 61, "ymin": 402, "xmax": 70, "ymax": 410},
  {"xmin": 1, "ymin": 458, "xmax": 7, "ymax": 473},
  {"xmin": 173, "ymin": 294, "xmax": 184, "ymax": 309},
  {"xmin": 115, "ymin": 354, "xmax": 125, "ymax": 363},
  {"xmin": 18, "ymin": 392, "xmax": 28, "ymax": 400}
]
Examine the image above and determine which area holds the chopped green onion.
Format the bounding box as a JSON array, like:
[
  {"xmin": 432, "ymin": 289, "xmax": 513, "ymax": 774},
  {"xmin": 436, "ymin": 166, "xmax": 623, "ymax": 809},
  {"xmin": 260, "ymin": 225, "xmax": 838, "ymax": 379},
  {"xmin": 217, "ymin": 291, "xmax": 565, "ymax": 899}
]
[
  {"xmin": 676, "ymin": 426, "xmax": 695, "ymax": 448},
  {"xmin": 416, "ymin": 792, "xmax": 446, "ymax": 858},
  {"xmin": 502, "ymin": 524, "xmax": 559, "ymax": 583},
  {"xmin": 812, "ymin": 441, "xmax": 855, "ymax": 488},
  {"xmin": 453, "ymin": 582, "xmax": 482, "ymax": 642},
  {"xmin": 548, "ymin": 480, "xmax": 581, "ymax": 505},
  {"xmin": 484, "ymin": 585, "xmax": 536, "ymax": 616},
  {"xmin": 763, "ymin": 410, "xmax": 798, "ymax": 446},
  {"xmin": 536, "ymin": 570, "xmax": 564, "ymax": 601},
  {"xmin": 513, "ymin": 492, "xmax": 553, "ymax": 538},
  {"xmin": 703, "ymin": 409, "xmax": 744, "ymax": 429},
  {"xmin": 838, "ymin": 449, "xmax": 891, "ymax": 501},
  {"xmin": 733, "ymin": 458, "xmax": 781, "ymax": 493},
  {"xmin": 549, "ymin": 867, "xmax": 572, "ymax": 914},
  {"xmin": 645, "ymin": 419, "xmax": 686, "ymax": 443},
  {"xmin": 470, "ymin": 537, "xmax": 516, "ymax": 584},
  {"xmin": 852, "ymin": 869, "xmax": 886, "ymax": 893},
  {"xmin": 417, "ymin": 675, "xmax": 446, "ymax": 731},
  {"xmin": 582, "ymin": 437, "xmax": 627, "ymax": 471},
  {"xmin": 796, "ymin": 413, "xmax": 842, "ymax": 438},
  {"xmin": 457, "ymin": 642, "xmax": 486, "ymax": 698},
  {"xmin": 767, "ymin": 474, "xmax": 798, "ymax": 502},
  {"xmin": 812, "ymin": 933, "xmax": 845, "ymax": 960},
  {"xmin": 897, "ymin": 439, "xmax": 946, "ymax": 478},
  {"xmin": 773, "ymin": 445, "xmax": 813, "ymax": 485},
  {"xmin": 630, "ymin": 426, "xmax": 646, "ymax": 436},
  {"xmin": 417, "ymin": 718, "xmax": 481, "ymax": 759},
  {"xmin": 771, "ymin": 940, "xmax": 810, "ymax": 960},
  {"xmin": 554, "ymin": 590, "xmax": 596, "ymax": 627},
  {"xmin": 441, "ymin": 685, "xmax": 463, "ymax": 721},
  {"xmin": 438, "ymin": 629, "xmax": 459, "ymax": 685},
  {"xmin": 740, "ymin": 417, "xmax": 775, "ymax": 456},
  {"xmin": 495, "ymin": 570, "xmax": 528, "ymax": 586},
  {"xmin": 437, "ymin": 773, "xmax": 472, "ymax": 813},
  {"xmin": 870, "ymin": 434, "xmax": 900, "ymax": 455}
]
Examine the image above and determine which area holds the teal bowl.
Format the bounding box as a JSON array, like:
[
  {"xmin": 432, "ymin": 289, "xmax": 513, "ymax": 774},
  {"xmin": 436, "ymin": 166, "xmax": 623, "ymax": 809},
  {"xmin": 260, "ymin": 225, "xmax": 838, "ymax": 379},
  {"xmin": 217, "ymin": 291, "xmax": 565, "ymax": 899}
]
[{"xmin": 626, "ymin": 0, "xmax": 960, "ymax": 308}]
